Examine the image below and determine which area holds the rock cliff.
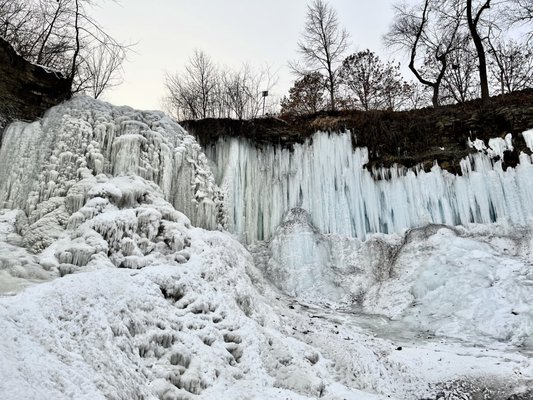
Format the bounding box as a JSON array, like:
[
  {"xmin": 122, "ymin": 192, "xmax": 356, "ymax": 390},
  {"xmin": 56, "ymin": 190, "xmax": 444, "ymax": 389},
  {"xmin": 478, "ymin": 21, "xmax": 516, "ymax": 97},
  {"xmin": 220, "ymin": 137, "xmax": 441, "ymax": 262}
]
[{"xmin": 0, "ymin": 37, "xmax": 71, "ymax": 135}]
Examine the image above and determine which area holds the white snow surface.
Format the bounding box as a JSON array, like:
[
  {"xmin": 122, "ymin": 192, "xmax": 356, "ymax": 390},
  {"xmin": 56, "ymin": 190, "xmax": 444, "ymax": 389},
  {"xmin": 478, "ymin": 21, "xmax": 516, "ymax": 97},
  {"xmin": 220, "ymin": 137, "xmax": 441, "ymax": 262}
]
[
  {"xmin": 206, "ymin": 132, "xmax": 533, "ymax": 243},
  {"xmin": 0, "ymin": 97, "xmax": 532, "ymax": 399}
]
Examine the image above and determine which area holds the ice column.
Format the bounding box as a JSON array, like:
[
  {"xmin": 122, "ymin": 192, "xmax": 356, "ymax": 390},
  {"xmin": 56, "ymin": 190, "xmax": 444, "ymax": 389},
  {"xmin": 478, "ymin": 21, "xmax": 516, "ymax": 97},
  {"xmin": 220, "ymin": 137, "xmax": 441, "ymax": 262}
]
[{"xmin": 205, "ymin": 131, "xmax": 533, "ymax": 243}]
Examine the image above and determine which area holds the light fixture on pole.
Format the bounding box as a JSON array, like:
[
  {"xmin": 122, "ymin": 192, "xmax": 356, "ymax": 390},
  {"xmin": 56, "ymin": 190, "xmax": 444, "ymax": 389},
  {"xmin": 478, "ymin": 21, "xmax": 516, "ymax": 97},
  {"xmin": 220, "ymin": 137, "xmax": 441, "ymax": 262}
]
[{"xmin": 262, "ymin": 90, "xmax": 269, "ymax": 116}]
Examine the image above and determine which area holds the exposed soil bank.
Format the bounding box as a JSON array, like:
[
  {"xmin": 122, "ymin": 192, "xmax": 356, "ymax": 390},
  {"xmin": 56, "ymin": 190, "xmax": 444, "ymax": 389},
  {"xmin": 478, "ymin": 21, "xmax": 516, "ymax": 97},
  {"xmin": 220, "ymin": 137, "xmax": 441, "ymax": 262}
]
[{"xmin": 183, "ymin": 90, "xmax": 533, "ymax": 174}]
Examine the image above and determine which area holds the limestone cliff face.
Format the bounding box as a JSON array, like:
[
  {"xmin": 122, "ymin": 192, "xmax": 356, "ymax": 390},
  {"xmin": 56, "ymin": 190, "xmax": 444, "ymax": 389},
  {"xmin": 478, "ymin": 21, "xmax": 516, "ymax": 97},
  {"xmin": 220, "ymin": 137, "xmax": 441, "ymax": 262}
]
[{"xmin": 0, "ymin": 38, "xmax": 72, "ymax": 135}]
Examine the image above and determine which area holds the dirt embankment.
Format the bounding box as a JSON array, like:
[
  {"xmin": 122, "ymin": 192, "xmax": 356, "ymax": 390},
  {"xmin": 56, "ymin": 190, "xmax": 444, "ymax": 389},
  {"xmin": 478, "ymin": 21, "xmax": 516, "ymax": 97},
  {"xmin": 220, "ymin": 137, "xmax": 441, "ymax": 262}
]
[{"xmin": 182, "ymin": 90, "xmax": 533, "ymax": 174}]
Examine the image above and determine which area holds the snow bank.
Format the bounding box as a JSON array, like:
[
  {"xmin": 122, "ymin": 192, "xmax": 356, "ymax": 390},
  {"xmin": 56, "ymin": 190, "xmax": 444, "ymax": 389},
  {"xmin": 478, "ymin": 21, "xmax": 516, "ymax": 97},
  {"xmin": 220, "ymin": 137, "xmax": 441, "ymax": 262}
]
[
  {"xmin": 207, "ymin": 131, "xmax": 533, "ymax": 243},
  {"xmin": 255, "ymin": 207, "xmax": 533, "ymax": 347}
]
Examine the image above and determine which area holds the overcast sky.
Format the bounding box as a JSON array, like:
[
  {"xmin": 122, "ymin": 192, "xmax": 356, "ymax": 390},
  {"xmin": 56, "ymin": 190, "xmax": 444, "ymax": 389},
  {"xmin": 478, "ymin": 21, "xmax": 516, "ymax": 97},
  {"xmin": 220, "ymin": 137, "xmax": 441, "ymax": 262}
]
[{"xmin": 93, "ymin": 1, "xmax": 396, "ymax": 111}]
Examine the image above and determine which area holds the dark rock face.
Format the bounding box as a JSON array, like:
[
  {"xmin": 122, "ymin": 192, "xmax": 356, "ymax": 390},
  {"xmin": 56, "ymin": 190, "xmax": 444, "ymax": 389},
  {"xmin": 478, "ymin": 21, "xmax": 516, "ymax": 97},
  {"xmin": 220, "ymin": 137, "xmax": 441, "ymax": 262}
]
[
  {"xmin": 183, "ymin": 90, "xmax": 533, "ymax": 174},
  {"xmin": 0, "ymin": 37, "xmax": 72, "ymax": 135}
]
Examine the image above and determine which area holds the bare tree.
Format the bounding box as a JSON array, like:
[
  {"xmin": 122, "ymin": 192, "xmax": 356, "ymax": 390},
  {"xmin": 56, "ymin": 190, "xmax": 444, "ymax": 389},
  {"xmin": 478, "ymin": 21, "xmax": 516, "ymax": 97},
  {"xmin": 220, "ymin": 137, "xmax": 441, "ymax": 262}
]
[
  {"xmin": 404, "ymin": 81, "xmax": 433, "ymax": 109},
  {"xmin": 385, "ymin": 0, "xmax": 462, "ymax": 107},
  {"xmin": 164, "ymin": 52, "xmax": 278, "ymax": 121},
  {"xmin": 0, "ymin": 0, "xmax": 129, "ymax": 98},
  {"xmin": 220, "ymin": 64, "xmax": 278, "ymax": 119},
  {"xmin": 441, "ymin": 33, "xmax": 480, "ymax": 103},
  {"xmin": 291, "ymin": 0, "xmax": 349, "ymax": 111},
  {"xmin": 76, "ymin": 40, "xmax": 127, "ymax": 99},
  {"xmin": 487, "ymin": 36, "xmax": 533, "ymax": 94}
]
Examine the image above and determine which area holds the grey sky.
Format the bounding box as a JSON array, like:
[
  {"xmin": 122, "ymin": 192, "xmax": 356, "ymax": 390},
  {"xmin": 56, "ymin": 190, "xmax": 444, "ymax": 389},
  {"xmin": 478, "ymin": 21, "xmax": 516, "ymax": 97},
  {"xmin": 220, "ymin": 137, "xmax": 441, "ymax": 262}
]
[{"xmin": 93, "ymin": 1, "xmax": 396, "ymax": 110}]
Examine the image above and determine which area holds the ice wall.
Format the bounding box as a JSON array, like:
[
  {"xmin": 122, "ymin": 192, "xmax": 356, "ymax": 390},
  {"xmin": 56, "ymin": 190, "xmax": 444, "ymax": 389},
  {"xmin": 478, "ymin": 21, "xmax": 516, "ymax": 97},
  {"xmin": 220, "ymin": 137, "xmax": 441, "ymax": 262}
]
[
  {"xmin": 0, "ymin": 96, "xmax": 223, "ymax": 250},
  {"xmin": 205, "ymin": 131, "xmax": 533, "ymax": 243}
]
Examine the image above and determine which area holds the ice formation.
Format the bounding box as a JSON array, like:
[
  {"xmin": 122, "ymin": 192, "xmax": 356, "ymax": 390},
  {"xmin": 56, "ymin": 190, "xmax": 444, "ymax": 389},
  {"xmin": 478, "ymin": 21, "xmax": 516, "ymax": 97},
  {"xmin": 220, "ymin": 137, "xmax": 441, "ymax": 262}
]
[
  {"xmin": 0, "ymin": 96, "xmax": 532, "ymax": 399},
  {"xmin": 524, "ymin": 129, "xmax": 533, "ymax": 152},
  {"xmin": 206, "ymin": 132, "xmax": 533, "ymax": 242},
  {"xmin": 0, "ymin": 96, "xmax": 223, "ymax": 252}
]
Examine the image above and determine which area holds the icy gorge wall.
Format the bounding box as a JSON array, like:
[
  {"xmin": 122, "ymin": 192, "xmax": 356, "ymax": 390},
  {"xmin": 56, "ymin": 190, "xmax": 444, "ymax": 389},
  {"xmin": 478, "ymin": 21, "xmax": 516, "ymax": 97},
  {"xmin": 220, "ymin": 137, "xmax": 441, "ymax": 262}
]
[
  {"xmin": 0, "ymin": 96, "xmax": 223, "ymax": 251},
  {"xmin": 0, "ymin": 38, "xmax": 71, "ymax": 134},
  {"xmin": 205, "ymin": 130, "xmax": 533, "ymax": 243}
]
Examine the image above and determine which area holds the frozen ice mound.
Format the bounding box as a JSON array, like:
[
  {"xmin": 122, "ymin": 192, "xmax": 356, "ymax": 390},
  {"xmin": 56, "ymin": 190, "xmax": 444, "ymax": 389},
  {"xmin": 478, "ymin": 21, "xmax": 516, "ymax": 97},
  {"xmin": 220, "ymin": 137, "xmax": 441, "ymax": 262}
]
[
  {"xmin": 259, "ymin": 214, "xmax": 533, "ymax": 347},
  {"xmin": 265, "ymin": 208, "xmax": 347, "ymax": 303},
  {"xmin": 0, "ymin": 96, "xmax": 225, "ymax": 253}
]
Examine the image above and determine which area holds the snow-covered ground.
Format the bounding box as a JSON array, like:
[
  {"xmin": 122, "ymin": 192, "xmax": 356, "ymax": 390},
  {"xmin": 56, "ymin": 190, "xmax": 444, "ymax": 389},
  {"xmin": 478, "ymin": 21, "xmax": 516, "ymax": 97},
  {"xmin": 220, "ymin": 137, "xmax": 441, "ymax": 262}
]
[{"xmin": 0, "ymin": 97, "xmax": 532, "ymax": 399}]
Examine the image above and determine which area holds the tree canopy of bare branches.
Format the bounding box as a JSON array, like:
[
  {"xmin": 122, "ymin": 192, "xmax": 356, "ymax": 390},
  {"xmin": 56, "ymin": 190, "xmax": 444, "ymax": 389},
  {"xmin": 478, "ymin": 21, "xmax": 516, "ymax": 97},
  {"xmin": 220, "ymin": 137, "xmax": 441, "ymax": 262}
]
[
  {"xmin": 164, "ymin": 50, "xmax": 278, "ymax": 121},
  {"xmin": 0, "ymin": 0, "xmax": 129, "ymax": 98},
  {"xmin": 338, "ymin": 50, "xmax": 412, "ymax": 111},
  {"xmin": 385, "ymin": 0, "xmax": 463, "ymax": 107},
  {"xmin": 291, "ymin": 0, "xmax": 349, "ymax": 111},
  {"xmin": 488, "ymin": 36, "xmax": 533, "ymax": 94},
  {"xmin": 280, "ymin": 72, "xmax": 326, "ymax": 116}
]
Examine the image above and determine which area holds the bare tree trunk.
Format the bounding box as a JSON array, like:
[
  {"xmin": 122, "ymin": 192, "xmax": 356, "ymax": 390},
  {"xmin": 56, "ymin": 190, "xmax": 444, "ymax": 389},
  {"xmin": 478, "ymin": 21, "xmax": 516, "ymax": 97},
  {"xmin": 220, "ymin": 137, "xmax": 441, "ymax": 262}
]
[
  {"xmin": 467, "ymin": 0, "xmax": 490, "ymax": 103},
  {"xmin": 327, "ymin": 68, "xmax": 335, "ymax": 111},
  {"xmin": 70, "ymin": 0, "xmax": 80, "ymax": 80}
]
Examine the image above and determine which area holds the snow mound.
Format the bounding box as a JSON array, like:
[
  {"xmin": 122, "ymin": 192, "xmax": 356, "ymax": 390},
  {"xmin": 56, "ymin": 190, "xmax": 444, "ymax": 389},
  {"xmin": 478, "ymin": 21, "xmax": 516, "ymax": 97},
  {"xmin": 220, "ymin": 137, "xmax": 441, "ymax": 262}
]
[
  {"xmin": 363, "ymin": 224, "xmax": 533, "ymax": 346},
  {"xmin": 257, "ymin": 214, "xmax": 533, "ymax": 347}
]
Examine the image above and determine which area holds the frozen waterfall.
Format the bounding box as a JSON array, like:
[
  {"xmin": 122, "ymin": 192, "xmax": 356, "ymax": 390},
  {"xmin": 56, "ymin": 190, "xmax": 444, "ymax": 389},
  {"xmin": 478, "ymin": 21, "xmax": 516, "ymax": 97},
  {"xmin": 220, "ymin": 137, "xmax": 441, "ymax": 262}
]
[
  {"xmin": 0, "ymin": 96, "xmax": 223, "ymax": 251},
  {"xmin": 205, "ymin": 131, "xmax": 533, "ymax": 243}
]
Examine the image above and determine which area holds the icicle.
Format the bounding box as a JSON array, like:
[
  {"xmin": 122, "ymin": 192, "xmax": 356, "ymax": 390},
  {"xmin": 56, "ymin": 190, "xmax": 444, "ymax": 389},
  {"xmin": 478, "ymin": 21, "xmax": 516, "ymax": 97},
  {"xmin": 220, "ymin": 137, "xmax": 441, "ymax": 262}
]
[
  {"xmin": 207, "ymin": 131, "xmax": 533, "ymax": 243},
  {"xmin": 523, "ymin": 129, "xmax": 533, "ymax": 152},
  {"xmin": 0, "ymin": 96, "xmax": 224, "ymax": 233}
]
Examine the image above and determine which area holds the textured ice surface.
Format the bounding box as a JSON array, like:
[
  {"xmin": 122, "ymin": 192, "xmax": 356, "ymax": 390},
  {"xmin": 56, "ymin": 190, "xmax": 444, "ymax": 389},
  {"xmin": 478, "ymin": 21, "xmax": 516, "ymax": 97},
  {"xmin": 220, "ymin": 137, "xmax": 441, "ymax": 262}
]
[
  {"xmin": 253, "ymin": 207, "xmax": 533, "ymax": 347},
  {"xmin": 0, "ymin": 96, "xmax": 224, "ymax": 252},
  {"xmin": 264, "ymin": 208, "xmax": 347, "ymax": 303},
  {"xmin": 206, "ymin": 131, "xmax": 533, "ymax": 243}
]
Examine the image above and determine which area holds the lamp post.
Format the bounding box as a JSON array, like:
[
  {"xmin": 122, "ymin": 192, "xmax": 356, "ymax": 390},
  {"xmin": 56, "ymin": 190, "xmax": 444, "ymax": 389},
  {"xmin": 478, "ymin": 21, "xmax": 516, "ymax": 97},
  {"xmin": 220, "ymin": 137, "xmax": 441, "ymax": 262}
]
[{"xmin": 262, "ymin": 90, "xmax": 269, "ymax": 116}]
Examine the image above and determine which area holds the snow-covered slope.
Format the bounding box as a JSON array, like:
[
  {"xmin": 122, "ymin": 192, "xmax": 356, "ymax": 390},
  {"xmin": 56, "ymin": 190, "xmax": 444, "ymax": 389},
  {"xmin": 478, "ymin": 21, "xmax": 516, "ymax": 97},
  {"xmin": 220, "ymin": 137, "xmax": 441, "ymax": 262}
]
[
  {"xmin": 254, "ymin": 209, "xmax": 533, "ymax": 346},
  {"xmin": 0, "ymin": 97, "xmax": 532, "ymax": 399},
  {"xmin": 205, "ymin": 131, "xmax": 533, "ymax": 243}
]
